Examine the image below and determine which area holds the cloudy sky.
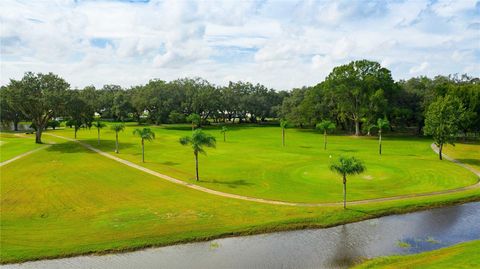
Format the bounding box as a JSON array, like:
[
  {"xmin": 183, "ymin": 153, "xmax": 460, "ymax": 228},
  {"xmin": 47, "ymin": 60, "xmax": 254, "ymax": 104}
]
[{"xmin": 1, "ymin": 0, "xmax": 479, "ymax": 90}]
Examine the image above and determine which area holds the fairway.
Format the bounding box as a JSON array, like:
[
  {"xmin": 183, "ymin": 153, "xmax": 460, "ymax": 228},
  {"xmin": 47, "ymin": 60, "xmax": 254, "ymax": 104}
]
[
  {"xmin": 49, "ymin": 124, "xmax": 478, "ymax": 203},
  {"xmin": 1, "ymin": 130, "xmax": 479, "ymax": 263},
  {"xmin": 0, "ymin": 133, "xmax": 44, "ymax": 162}
]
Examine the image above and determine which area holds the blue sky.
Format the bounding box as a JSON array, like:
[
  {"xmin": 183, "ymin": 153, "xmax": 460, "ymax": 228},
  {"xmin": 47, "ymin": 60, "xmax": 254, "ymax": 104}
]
[{"xmin": 1, "ymin": 0, "xmax": 479, "ymax": 89}]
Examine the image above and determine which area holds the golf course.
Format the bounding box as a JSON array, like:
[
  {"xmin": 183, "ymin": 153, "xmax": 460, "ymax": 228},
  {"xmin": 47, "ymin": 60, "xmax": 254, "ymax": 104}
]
[{"xmin": 1, "ymin": 124, "xmax": 479, "ymax": 264}]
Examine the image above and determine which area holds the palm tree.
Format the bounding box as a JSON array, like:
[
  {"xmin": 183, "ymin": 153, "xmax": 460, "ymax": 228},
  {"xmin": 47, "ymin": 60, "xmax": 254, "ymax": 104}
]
[
  {"xmin": 220, "ymin": 126, "xmax": 228, "ymax": 142},
  {"xmin": 280, "ymin": 119, "xmax": 288, "ymax": 147},
  {"xmin": 92, "ymin": 121, "xmax": 106, "ymax": 145},
  {"xmin": 133, "ymin": 128, "xmax": 155, "ymax": 163},
  {"xmin": 316, "ymin": 120, "xmax": 336, "ymax": 150},
  {"xmin": 330, "ymin": 156, "xmax": 366, "ymax": 209},
  {"xmin": 372, "ymin": 118, "xmax": 390, "ymax": 155},
  {"xmin": 110, "ymin": 123, "xmax": 125, "ymax": 153},
  {"xmin": 179, "ymin": 129, "xmax": 216, "ymax": 181}
]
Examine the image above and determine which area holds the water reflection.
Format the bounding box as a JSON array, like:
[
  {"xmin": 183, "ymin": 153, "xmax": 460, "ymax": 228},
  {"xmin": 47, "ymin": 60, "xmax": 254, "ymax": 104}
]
[
  {"xmin": 3, "ymin": 202, "xmax": 479, "ymax": 269},
  {"xmin": 329, "ymin": 225, "xmax": 362, "ymax": 268}
]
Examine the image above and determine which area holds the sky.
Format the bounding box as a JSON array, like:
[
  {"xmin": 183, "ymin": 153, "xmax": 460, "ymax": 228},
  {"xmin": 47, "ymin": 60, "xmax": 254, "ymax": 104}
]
[{"xmin": 1, "ymin": 0, "xmax": 479, "ymax": 90}]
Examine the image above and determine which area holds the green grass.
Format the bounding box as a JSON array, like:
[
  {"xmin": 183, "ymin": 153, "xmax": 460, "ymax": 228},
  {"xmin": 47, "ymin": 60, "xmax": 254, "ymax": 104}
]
[
  {"xmin": 353, "ymin": 240, "xmax": 480, "ymax": 268},
  {"xmin": 0, "ymin": 133, "xmax": 44, "ymax": 162},
  {"xmin": 1, "ymin": 125, "xmax": 479, "ymax": 263},
  {"xmin": 49, "ymin": 124, "xmax": 478, "ymax": 203},
  {"xmin": 443, "ymin": 142, "xmax": 480, "ymax": 171}
]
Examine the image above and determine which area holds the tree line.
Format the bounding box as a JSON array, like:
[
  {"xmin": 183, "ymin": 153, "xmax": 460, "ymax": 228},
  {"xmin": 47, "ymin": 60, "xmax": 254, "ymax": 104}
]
[
  {"xmin": 1, "ymin": 60, "xmax": 478, "ymax": 144},
  {"xmin": 279, "ymin": 60, "xmax": 479, "ymax": 137}
]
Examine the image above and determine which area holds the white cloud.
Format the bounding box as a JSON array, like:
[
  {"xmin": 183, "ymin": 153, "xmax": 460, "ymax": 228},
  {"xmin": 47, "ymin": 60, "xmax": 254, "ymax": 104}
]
[
  {"xmin": 1, "ymin": 0, "xmax": 478, "ymax": 90},
  {"xmin": 409, "ymin": 62, "xmax": 430, "ymax": 74}
]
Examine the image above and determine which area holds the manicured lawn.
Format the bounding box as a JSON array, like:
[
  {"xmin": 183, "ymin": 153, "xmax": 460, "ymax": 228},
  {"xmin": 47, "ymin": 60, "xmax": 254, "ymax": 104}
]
[
  {"xmin": 49, "ymin": 124, "xmax": 479, "ymax": 203},
  {"xmin": 1, "ymin": 137, "xmax": 479, "ymax": 263},
  {"xmin": 353, "ymin": 240, "xmax": 480, "ymax": 269},
  {"xmin": 1, "ymin": 125, "xmax": 479, "ymax": 263},
  {"xmin": 0, "ymin": 133, "xmax": 44, "ymax": 162},
  {"xmin": 443, "ymin": 142, "xmax": 480, "ymax": 171}
]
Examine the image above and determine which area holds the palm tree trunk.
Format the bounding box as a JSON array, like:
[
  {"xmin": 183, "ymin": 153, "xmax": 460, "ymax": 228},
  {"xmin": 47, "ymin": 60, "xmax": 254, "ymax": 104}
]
[
  {"xmin": 324, "ymin": 130, "xmax": 327, "ymax": 150},
  {"xmin": 282, "ymin": 128, "xmax": 285, "ymax": 147},
  {"xmin": 343, "ymin": 175, "xmax": 347, "ymax": 209},
  {"xmin": 439, "ymin": 143, "xmax": 443, "ymax": 160},
  {"xmin": 195, "ymin": 151, "xmax": 199, "ymax": 181},
  {"xmin": 97, "ymin": 128, "xmax": 100, "ymax": 145},
  {"xmin": 115, "ymin": 132, "xmax": 119, "ymax": 153},
  {"xmin": 142, "ymin": 139, "xmax": 145, "ymax": 163},
  {"xmin": 379, "ymin": 130, "xmax": 382, "ymax": 155}
]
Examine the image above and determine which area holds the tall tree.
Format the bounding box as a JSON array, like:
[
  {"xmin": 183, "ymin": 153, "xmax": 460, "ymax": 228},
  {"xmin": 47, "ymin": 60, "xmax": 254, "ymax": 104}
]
[
  {"xmin": 66, "ymin": 91, "xmax": 94, "ymax": 139},
  {"xmin": 0, "ymin": 86, "xmax": 24, "ymax": 131},
  {"xmin": 110, "ymin": 123, "xmax": 125, "ymax": 153},
  {"xmin": 316, "ymin": 120, "xmax": 336, "ymax": 150},
  {"xmin": 372, "ymin": 118, "xmax": 390, "ymax": 155},
  {"xmin": 8, "ymin": 72, "xmax": 69, "ymax": 143},
  {"xmin": 179, "ymin": 129, "xmax": 216, "ymax": 181},
  {"xmin": 330, "ymin": 156, "xmax": 366, "ymax": 209},
  {"xmin": 324, "ymin": 60, "xmax": 394, "ymax": 136},
  {"xmin": 424, "ymin": 95, "xmax": 465, "ymax": 160},
  {"xmin": 133, "ymin": 128, "xmax": 155, "ymax": 163}
]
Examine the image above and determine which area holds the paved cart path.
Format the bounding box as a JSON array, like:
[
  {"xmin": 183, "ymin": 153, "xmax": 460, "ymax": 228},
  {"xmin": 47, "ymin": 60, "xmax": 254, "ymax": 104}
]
[
  {"xmin": 44, "ymin": 133, "xmax": 480, "ymax": 207},
  {"xmin": 0, "ymin": 145, "xmax": 50, "ymax": 167}
]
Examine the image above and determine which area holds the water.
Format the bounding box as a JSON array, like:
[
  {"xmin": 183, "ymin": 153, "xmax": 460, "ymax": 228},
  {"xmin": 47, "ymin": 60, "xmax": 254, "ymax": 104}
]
[{"xmin": 3, "ymin": 202, "xmax": 479, "ymax": 269}]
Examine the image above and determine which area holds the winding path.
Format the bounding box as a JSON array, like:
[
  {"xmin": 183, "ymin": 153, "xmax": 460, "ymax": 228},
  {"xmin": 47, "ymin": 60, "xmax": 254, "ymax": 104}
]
[{"xmin": 45, "ymin": 133, "xmax": 480, "ymax": 207}]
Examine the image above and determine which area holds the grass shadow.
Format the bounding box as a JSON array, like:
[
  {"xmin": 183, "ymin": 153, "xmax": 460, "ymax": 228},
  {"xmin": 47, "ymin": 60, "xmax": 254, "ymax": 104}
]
[
  {"xmin": 338, "ymin": 149, "xmax": 359, "ymax": 153},
  {"xmin": 46, "ymin": 141, "xmax": 95, "ymax": 154},
  {"xmin": 203, "ymin": 179, "xmax": 255, "ymax": 188},
  {"xmin": 161, "ymin": 161, "xmax": 180, "ymax": 166},
  {"xmin": 456, "ymin": 159, "xmax": 480, "ymax": 168},
  {"xmin": 46, "ymin": 139, "xmax": 137, "ymax": 154}
]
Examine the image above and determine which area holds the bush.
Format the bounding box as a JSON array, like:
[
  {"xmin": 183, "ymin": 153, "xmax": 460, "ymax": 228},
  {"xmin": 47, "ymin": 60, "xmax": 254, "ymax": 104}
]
[{"xmin": 169, "ymin": 111, "xmax": 186, "ymax": 123}]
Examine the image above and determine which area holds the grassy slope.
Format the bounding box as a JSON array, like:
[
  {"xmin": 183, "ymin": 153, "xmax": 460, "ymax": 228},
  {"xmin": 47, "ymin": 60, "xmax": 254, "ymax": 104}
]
[
  {"xmin": 443, "ymin": 142, "xmax": 480, "ymax": 171},
  {"xmin": 353, "ymin": 240, "xmax": 480, "ymax": 269},
  {"xmin": 0, "ymin": 127, "xmax": 479, "ymax": 263},
  {"xmin": 50, "ymin": 124, "xmax": 478, "ymax": 203},
  {"xmin": 0, "ymin": 133, "xmax": 43, "ymax": 162}
]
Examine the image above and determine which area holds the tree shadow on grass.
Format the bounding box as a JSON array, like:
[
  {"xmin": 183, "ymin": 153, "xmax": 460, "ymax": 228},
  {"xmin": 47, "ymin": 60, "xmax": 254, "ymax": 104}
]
[
  {"xmin": 338, "ymin": 149, "xmax": 359, "ymax": 153},
  {"xmin": 46, "ymin": 141, "xmax": 95, "ymax": 154},
  {"xmin": 456, "ymin": 159, "xmax": 480, "ymax": 168},
  {"xmin": 46, "ymin": 139, "xmax": 136, "ymax": 154},
  {"xmin": 161, "ymin": 161, "xmax": 180, "ymax": 166},
  {"xmin": 202, "ymin": 179, "xmax": 255, "ymax": 188}
]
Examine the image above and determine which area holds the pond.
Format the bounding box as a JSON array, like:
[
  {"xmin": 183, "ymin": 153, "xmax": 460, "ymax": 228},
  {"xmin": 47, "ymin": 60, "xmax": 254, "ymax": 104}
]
[{"xmin": 3, "ymin": 202, "xmax": 479, "ymax": 269}]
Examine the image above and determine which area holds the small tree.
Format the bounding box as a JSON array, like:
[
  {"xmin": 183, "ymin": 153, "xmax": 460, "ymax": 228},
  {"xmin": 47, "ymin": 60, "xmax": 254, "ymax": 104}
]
[
  {"xmin": 280, "ymin": 119, "xmax": 288, "ymax": 147},
  {"xmin": 372, "ymin": 118, "xmax": 389, "ymax": 155},
  {"xmin": 186, "ymin": 113, "xmax": 201, "ymax": 131},
  {"xmin": 220, "ymin": 126, "xmax": 228, "ymax": 142},
  {"xmin": 110, "ymin": 123, "xmax": 125, "ymax": 153},
  {"xmin": 330, "ymin": 156, "xmax": 366, "ymax": 209},
  {"xmin": 92, "ymin": 121, "xmax": 106, "ymax": 145},
  {"xmin": 133, "ymin": 128, "xmax": 155, "ymax": 163},
  {"xmin": 179, "ymin": 129, "xmax": 216, "ymax": 181},
  {"xmin": 47, "ymin": 120, "xmax": 60, "ymax": 130},
  {"xmin": 424, "ymin": 95, "xmax": 465, "ymax": 160},
  {"xmin": 316, "ymin": 120, "xmax": 336, "ymax": 150}
]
